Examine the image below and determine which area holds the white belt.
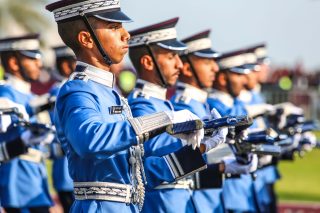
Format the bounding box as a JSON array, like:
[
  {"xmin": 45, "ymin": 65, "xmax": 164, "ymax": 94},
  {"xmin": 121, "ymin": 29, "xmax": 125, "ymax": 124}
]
[
  {"xmin": 74, "ymin": 181, "xmax": 132, "ymax": 204},
  {"xmin": 155, "ymin": 179, "xmax": 194, "ymax": 190}
]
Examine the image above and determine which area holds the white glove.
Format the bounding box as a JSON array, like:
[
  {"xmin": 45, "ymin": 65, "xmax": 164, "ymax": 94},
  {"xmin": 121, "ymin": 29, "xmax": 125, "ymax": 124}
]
[
  {"xmin": 258, "ymin": 155, "xmax": 273, "ymax": 167},
  {"xmin": 166, "ymin": 110, "xmax": 204, "ymax": 149},
  {"xmin": 0, "ymin": 98, "xmax": 29, "ymax": 121},
  {"xmin": 245, "ymin": 104, "xmax": 275, "ymax": 118},
  {"xmin": 281, "ymin": 133, "xmax": 301, "ymax": 153},
  {"xmin": 274, "ymin": 102, "xmax": 304, "ymax": 129},
  {"xmin": 21, "ymin": 130, "xmax": 55, "ymax": 146},
  {"xmin": 223, "ymin": 154, "xmax": 258, "ymax": 174},
  {"xmin": 202, "ymin": 108, "xmax": 228, "ymax": 152},
  {"xmin": 275, "ymin": 102, "xmax": 304, "ymax": 115},
  {"xmin": 0, "ymin": 115, "xmax": 12, "ymax": 133},
  {"xmin": 300, "ymin": 131, "xmax": 317, "ymax": 152}
]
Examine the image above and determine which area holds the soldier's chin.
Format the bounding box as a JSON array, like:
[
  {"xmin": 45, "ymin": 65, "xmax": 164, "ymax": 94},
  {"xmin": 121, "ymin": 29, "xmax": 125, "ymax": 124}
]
[
  {"xmin": 206, "ymin": 82, "xmax": 213, "ymax": 88},
  {"xmin": 167, "ymin": 79, "xmax": 178, "ymax": 87},
  {"xmin": 112, "ymin": 55, "xmax": 125, "ymax": 64},
  {"xmin": 26, "ymin": 75, "xmax": 40, "ymax": 82}
]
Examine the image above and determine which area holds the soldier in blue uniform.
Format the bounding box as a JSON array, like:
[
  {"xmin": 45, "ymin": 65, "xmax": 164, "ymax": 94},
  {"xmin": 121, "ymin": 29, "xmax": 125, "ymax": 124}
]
[
  {"xmin": 127, "ymin": 18, "xmax": 225, "ymax": 213},
  {"xmin": 239, "ymin": 44, "xmax": 281, "ymax": 213},
  {"xmin": 0, "ymin": 99, "xmax": 53, "ymax": 163},
  {"xmin": 172, "ymin": 30, "xmax": 259, "ymax": 213},
  {"xmin": 0, "ymin": 34, "xmax": 53, "ymax": 213},
  {"xmin": 171, "ymin": 30, "xmax": 226, "ymax": 213},
  {"xmin": 49, "ymin": 46, "xmax": 76, "ymax": 213},
  {"xmin": 46, "ymin": 1, "xmax": 205, "ymax": 212},
  {"xmin": 207, "ymin": 49, "xmax": 260, "ymax": 213}
]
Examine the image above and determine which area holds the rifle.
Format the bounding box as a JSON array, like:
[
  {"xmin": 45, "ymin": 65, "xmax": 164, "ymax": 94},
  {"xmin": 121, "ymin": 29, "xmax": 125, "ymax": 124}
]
[
  {"xmin": 0, "ymin": 107, "xmax": 55, "ymax": 135},
  {"xmin": 228, "ymin": 127, "xmax": 281, "ymax": 165},
  {"xmin": 166, "ymin": 115, "xmax": 253, "ymax": 136}
]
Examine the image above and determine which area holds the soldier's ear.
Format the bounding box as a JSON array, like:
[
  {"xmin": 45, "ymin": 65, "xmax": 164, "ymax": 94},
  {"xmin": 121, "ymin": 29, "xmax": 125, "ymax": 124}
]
[
  {"xmin": 181, "ymin": 62, "xmax": 193, "ymax": 77},
  {"xmin": 8, "ymin": 56, "xmax": 19, "ymax": 73},
  {"xmin": 78, "ymin": 31, "xmax": 94, "ymax": 49},
  {"xmin": 140, "ymin": 55, "xmax": 154, "ymax": 71},
  {"xmin": 218, "ymin": 72, "xmax": 227, "ymax": 86}
]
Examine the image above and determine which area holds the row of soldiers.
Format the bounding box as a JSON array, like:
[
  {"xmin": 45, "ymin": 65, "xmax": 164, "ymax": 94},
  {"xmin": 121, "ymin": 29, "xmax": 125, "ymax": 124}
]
[{"xmin": 0, "ymin": 0, "xmax": 318, "ymax": 213}]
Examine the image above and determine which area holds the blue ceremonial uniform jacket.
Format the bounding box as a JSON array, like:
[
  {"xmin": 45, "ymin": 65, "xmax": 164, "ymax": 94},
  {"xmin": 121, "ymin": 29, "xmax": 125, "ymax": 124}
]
[
  {"xmin": 239, "ymin": 89, "xmax": 281, "ymax": 213},
  {"xmin": 0, "ymin": 75, "xmax": 52, "ymax": 208},
  {"xmin": 207, "ymin": 89, "xmax": 257, "ymax": 212},
  {"xmin": 54, "ymin": 62, "xmax": 139, "ymax": 213},
  {"xmin": 128, "ymin": 80, "xmax": 197, "ymax": 213},
  {"xmin": 49, "ymin": 81, "xmax": 73, "ymax": 192},
  {"xmin": 171, "ymin": 83, "xmax": 225, "ymax": 213},
  {"xmin": 54, "ymin": 62, "xmax": 186, "ymax": 213}
]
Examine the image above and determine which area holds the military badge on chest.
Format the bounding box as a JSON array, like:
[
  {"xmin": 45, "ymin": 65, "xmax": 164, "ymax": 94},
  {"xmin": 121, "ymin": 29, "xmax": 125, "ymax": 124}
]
[{"xmin": 109, "ymin": 106, "xmax": 123, "ymax": 114}]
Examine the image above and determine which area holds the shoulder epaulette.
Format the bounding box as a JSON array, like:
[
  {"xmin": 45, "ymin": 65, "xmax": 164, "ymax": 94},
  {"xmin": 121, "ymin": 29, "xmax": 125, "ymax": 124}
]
[{"xmin": 68, "ymin": 72, "xmax": 89, "ymax": 82}]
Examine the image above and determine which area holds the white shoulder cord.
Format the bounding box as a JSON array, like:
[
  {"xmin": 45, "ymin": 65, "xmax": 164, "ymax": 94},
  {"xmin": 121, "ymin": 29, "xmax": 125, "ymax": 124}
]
[{"xmin": 121, "ymin": 97, "xmax": 146, "ymax": 211}]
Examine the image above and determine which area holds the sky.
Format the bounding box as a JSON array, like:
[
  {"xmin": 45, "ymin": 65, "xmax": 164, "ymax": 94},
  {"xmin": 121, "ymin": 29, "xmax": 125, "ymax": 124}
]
[{"xmin": 45, "ymin": 0, "xmax": 320, "ymax": 70}]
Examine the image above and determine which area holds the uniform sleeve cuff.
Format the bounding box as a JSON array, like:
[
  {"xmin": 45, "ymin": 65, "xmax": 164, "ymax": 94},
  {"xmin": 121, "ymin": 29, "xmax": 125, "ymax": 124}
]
[
  {"xmin": 128, "ymin": 112, "xmax": 172, "ymax": 144},
  {"xmin": 194, "ymin": 164, "xmax": 223, "ymax": 189},
  {"xmin": 1, "ymin": 138, "xmax": 27, "ymax": 161},
  {"xmin": 163, "ymin": 145, "xmax": 207, "ymax": 180}
]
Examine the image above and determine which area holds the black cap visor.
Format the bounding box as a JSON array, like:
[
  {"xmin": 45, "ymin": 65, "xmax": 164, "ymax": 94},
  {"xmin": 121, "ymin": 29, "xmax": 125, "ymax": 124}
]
[
  {"xmin": 93, "ymin": 9, "xmax": 132, "ymax": 23},
  {"xmin": 243, "ymin": 64, "xmax": 261, "ymax": 72},
  {"xmin": 20, "ymin": 50, "xmax": 42, "ymax": 59},
  {"xmin": 193, "ymin": 48, "xmax": 221, "ymax": 59},
  {"xmin": 156, "ymin": 39, "xmax": 187, "ymax": 51},
  {"xmin": 229, "ymin": 66, "xmax": 251, "ymax": 75}
]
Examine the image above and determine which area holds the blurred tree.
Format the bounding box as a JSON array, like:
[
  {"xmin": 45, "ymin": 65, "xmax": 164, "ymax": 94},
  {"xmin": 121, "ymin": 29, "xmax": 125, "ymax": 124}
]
[{"xmin": 0, "ymin": 0, "xmax": 50, "ymax": 37}]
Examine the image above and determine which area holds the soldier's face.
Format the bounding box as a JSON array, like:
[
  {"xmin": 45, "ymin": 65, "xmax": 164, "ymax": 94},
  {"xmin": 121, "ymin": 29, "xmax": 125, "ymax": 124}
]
[
  {"xmin": 245, "ymin": 71, "xmax": 259, "ymax": 90},
  {"xmin": 155, "ymin": 48, "xmax": 183, "ymax": 86},
  {"xmin": 258, "ymin": 64, "xmax": 269, "ymax": 83},
  {"xmin": 95, "ymin": 21, "xmax": 130, "ymax": 64},
  {"xmin": 190, "ymin": 56, "xmax": 219, "ymax": 88},
  {"xmin": 226, "ymin": 72, "xmax": 247, "ymax": 97},
  {"xmin": 20, "ymin": 56, "xmax": 42, "ymax": 82}
]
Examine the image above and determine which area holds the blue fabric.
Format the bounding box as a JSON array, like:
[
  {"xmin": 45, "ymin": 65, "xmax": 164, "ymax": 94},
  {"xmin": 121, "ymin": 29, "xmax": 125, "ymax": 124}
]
[
  {"xmin": 246, "ymin": 90, "xmax": 281, "ymax": 212},
  {"xmin": 192, "ymin": 189, "xmax": 224, "ymax": 213},
  {"xmin": 250, "ymin": 90, "xmax": 265, "ymax": 105},
  {"xmin": 54, "ymin": 76, "xmax": 178, "ymax": 212},
  {"xmin": 70, "ymin": 200, "xmax": 137, "ymax": 213},
  {"xmin": 0, "ymin": 84, "xmax": 52, "ymax": 208},
  {"xmin": 54, "ymin": 78, "xmax": 139, "ymax": 213},
  {"xmin": 254, "ymin": 166, "xmax": 280, "ymax": 212},
  {"xmin": 207, "ymin": 94, "xmax": 257, "ymax": 212},
  {"xmin": 170, "ymin": 94, "xmax": 209, "ymax": 119},
  {"xmin": 142, "ymin": 189, "xmax": 195, "ymax": 213},
  {"xmin": 222, "ymin": 175, "xmax": 257, "ymax": 212},
  {"xmin": 128, "ymin": 95, "xmax": 182, "ymax": 158},
  {"xmin": 52, "ymin": 157, "xmax": 73, "ymax": 192},
  {"xmin": 49, "ymin": 83, "xmax": 73, "ymax": 192},
  {"xmin": 127, "ymin": 91, "xmax": 195, "ymax": 213},
  {"xmin": 171, "ymin": 92, "xmax": 224, "ymax": 213}
]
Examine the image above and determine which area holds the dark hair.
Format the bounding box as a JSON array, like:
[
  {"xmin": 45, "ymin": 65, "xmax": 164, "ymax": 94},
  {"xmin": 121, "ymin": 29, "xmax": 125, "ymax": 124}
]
[
  {"xmin": 179, "ymin": 55, "xmax": 189, "ymax": 63},
  {"xmin": 56, "ymin": 57, "xmax": 75, "ymax": 73},
  {"xmin": 0, "ymin": 51, "xmax": 18, "ymax": 72},
  {"xmin": 57, "ymin": 17, "xmax": 99, "ymax": 54},
  {"xmin": 128, "ymin": 44, "xmax": 163, "ymax": 74},
  {"xmin": 128, "ymin": 46, "xmax": 148, "ymax": 73}
]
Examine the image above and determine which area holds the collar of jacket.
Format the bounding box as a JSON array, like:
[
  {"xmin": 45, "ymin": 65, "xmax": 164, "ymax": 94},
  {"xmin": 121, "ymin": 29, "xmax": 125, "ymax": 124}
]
[
  {"xmin": 208, "ymin": 88, "xmax": 234, "ymax": 108},
  {"xmin": 5, "ymin": 74, "xmax": 31, "ymax": 94},
  {"xmin": 134, "ymin": 79, "xmax": 167, "ymax": 101},
  {"xmin": 176, "ymin": 82, "xmax": 208, "ymax": 104},
  {"xmin": 74, "ymin": 61, "xmax": 115, "ymax": 88}
]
